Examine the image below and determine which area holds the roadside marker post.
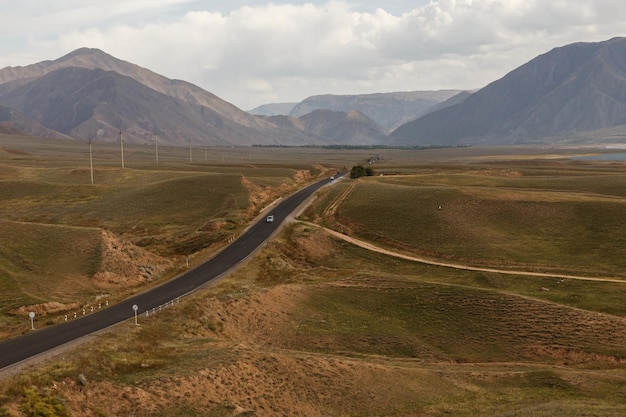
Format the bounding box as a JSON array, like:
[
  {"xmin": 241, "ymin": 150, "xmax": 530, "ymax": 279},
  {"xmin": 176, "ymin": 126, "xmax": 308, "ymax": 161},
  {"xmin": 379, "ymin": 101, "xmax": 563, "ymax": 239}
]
[{"xmin": 132, "ymin": 304, "xmax": 139, "ymax": 325}]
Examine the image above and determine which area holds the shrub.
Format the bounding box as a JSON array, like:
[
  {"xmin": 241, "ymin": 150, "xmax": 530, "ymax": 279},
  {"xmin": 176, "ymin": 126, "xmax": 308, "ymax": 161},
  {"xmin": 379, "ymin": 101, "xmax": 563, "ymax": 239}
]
[
  {"xmin": 20, "ymin": 388, "xmax": 70, "ymax": 417},
  {"xmin": 350, "ymin": 165, "xmax": 374, "ymax": 179}
]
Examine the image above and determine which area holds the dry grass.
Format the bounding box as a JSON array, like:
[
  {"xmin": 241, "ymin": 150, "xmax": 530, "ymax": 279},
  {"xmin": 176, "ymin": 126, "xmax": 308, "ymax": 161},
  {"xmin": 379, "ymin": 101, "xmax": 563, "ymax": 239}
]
[
  {"xmin": 0, "ymin": 136, "xmax": 336, "ymax": 336},
  {"xmin": 3, "ymin": 224, "xmax": 625, "ymax": 415},
  {"xmin": 328, "ymin": 162, "xmax": 626, "ymax": 278},
  {"xmin": 2, "ymin": 140, "xmax": 626, "ymax": 416}
]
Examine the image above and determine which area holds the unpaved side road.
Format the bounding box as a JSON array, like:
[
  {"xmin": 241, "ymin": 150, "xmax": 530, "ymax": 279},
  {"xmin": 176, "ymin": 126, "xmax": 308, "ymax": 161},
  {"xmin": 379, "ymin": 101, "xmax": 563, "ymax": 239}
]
[{"xmin": 314, "ymin": 224, "xmax": 626, "ymax": 284}]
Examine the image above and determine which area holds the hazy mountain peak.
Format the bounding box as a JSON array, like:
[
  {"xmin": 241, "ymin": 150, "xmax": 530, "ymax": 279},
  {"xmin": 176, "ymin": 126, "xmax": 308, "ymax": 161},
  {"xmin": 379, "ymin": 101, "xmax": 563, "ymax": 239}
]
[
  {"xmin": 289, "ymin": 90, "xmax": 464, "ymax": 130},
  {"xmin": 62, "ymin": 47, "xmax": 106, "ymax": 57},
  {"xmin": 299, "ymin": 108, "xmax": 387, "ymax": 145},
  {"xmin": 346, "ymin": 110, "xmax": 363, "ymax": 119}
]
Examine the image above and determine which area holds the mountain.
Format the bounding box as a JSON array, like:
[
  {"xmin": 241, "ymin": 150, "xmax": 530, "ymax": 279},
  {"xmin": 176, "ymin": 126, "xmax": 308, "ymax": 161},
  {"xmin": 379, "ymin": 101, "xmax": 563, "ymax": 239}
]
[
  {"xmin": 248, "ymin": 102, "xmax": 298, "ymax": 116},
  {"xmin": 299, "ymin": 110, "xmax": 387, "ymax": 145},
  {"xmin": 0, "ymin": 48, "xmax": 328, "ymax": 146},
  {"xmin": 8, "ymin": 38, "xmax": 626, "ymax": 148},
  {"xmin": 0, "ymin": 105, "xmax": 70, "ymax": 139},
  {"xmin": 262, "ymin": 109, "xmax": 387, "ymax": 146},
  {"xmin": 390, "ymin": 37, "xmax": 626, "ymax": 146},
  {"xmin": 419, "ymin": 91, "xmax": 473, "ymax": 116},
  {"xmin": 289, "ymin": 90, "xmax": 464, "ymax": 131},
  {"xmin": 0, "ymin": 66, "xmax": 289, "ymax": 146},
  {"xmin": 0, "ymin": 48, "xmax": 260, "ymax": 129},
  {"xmin": 262, "ymin": 115, "xmax": 306, "ymax": 131}
]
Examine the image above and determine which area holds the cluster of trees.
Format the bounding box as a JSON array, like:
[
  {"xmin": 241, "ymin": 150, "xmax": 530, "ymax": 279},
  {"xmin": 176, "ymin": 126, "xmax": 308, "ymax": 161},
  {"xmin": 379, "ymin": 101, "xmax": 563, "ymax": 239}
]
[{"xmin": 350, "ymin": 165, "xmax": 374, "ymax": 179}]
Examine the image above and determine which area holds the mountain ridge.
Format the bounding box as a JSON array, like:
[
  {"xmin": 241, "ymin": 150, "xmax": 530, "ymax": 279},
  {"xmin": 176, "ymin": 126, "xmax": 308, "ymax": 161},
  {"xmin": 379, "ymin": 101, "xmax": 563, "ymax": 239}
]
[
  {"xmin": 0, "ymin": 48, "xmax": 330, "ymax": 146},
  {"xmin": 390, "ymin": 37, "xmax": 626, "ymax": 146},
  {"xmin": 288, "ymin": 90, "xmax": 464, "ymax": 131},
  {"xmin": 3, "ymin": 38, "xmax": 626, "ymax": 147}
]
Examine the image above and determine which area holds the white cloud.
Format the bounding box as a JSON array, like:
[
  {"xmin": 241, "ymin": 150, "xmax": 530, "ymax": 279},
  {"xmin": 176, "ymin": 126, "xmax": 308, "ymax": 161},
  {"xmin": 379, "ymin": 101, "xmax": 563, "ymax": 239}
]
[{"xmin": 1, "ymin": 0, "xmax": 625, "ymax": 109}]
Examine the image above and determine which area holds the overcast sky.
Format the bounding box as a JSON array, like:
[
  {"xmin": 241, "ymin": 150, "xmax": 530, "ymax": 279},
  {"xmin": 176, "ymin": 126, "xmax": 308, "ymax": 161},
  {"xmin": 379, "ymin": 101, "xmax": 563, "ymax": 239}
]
[{"xmin": 1, "ymin": 1, "xmax": 625, "ymax": 110}]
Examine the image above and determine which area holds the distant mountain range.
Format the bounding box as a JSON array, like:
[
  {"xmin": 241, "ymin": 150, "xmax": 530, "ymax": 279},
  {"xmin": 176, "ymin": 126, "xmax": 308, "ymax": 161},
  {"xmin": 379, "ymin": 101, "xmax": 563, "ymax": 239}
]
[
  {"xmin": 288, "ymin": 90, "xmax": 465, "ymax": 131},
  {"xmin": 2, "ymin": 38, "xmax": 626, "ymax": 147},
  {"xmin": 249, "ymin": 90, "xmax": 463, "ymax": 132}
]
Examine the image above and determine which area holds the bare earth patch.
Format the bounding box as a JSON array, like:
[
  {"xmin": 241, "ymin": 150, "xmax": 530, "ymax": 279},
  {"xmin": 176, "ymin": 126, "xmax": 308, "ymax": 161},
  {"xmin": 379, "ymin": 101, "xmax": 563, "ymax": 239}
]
[
  {"xmin": 10, "ymin": 301, "xmax": 80, "ymax": 317},
  {"xmin": 90, "ymin": 230, "xmax": 172, "ymax": 288},
  {"xmin": 241, "ymin": 169, "xmax": 316, "ymax": 213}
]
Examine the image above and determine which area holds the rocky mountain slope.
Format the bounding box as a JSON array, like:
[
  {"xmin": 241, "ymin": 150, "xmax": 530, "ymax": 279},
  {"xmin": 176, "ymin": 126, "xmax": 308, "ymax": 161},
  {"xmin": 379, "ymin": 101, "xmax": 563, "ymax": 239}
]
[
  {"xmin": 0, "ymin": 48, "xmax": 328, "ymax": 146},
  {"xmin": 4, "ymin": 37, "xmax": 626, "ymax": 148},
  {"xmin": 0, "ymin": 105, "xmax": 70, "ymax": 139},
  {"xmin": 391, "ymin": 37, "xmax": 626, "ymax": 146}
]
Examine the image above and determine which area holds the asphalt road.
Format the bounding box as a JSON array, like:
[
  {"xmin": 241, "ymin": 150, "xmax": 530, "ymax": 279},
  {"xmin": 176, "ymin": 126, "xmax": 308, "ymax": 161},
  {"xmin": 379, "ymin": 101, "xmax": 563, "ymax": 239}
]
[{"xmin": 0, "ymin": 172, "xmax": 343, "ymax": 371}]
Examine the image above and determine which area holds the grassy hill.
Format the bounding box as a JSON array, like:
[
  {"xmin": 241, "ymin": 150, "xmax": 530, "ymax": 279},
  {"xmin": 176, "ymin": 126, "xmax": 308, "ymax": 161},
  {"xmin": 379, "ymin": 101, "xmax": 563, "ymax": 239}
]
[
  {"xmin": 321, "ymin": 162, "xmax": 626, "ymax": 278},
  {"xmin": 0, "ymin": 137, "xmax": 338, "ymax": 336},
  {"xmin": 1, "ymin": 140, "xmax": 625, "ymax": 416}
]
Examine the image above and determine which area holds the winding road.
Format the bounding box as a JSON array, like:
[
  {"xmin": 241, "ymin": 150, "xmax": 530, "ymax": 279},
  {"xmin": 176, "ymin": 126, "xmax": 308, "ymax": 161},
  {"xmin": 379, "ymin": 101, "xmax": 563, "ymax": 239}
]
[
  {"xmin": 4, "ymin": 169, "xmax": 622, "ymax": 373},
  {"xmin": 0, "ymin": 172, "xmax": 342, "ymax": 372}
]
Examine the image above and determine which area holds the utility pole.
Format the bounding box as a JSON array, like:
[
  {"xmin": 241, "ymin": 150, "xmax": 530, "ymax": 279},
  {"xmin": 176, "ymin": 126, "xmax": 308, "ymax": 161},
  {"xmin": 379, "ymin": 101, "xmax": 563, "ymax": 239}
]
[
  {"xmin": 119, "ymin": 129, "xmax": 125, "ymax": 169},
  {"xmin": 154, "ymin": 130, "xmax": 159, "ymax": 164},
  {"xmin": 189, "ymin": 139, "xmax": 192, "ymax": 163},
  {"xmin": 89, "ymin": 139, "xmax": 94, "ymax": 185}
]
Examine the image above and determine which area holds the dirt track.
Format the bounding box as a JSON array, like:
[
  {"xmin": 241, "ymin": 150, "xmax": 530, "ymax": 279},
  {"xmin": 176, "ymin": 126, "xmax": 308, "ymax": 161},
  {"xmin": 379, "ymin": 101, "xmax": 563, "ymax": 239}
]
[{"xmin": 314, "ymin": 223, "xmax": 626, "ymax": 284}]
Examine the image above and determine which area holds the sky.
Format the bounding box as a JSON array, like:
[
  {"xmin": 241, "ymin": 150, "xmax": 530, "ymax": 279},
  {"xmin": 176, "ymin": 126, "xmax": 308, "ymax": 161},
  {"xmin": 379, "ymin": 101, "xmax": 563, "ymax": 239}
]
[{"xmin": 1, "ymin": 1, "xmax": 625, "ymax": 110}]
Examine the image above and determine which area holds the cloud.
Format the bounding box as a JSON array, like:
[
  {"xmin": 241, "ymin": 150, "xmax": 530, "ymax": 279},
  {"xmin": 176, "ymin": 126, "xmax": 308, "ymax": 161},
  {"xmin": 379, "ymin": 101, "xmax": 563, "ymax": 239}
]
[{"xmin": 1, "ymin": 0, "xmax": 625, "ymax": 109}]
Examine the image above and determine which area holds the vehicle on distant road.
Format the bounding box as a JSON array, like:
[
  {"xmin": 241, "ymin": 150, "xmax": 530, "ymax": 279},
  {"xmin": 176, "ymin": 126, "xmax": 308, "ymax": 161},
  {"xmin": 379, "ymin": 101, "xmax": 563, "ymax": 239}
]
[{"xmin": 266, "ymin": 215, "xmax": 274, "ymax": 223}]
